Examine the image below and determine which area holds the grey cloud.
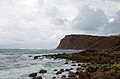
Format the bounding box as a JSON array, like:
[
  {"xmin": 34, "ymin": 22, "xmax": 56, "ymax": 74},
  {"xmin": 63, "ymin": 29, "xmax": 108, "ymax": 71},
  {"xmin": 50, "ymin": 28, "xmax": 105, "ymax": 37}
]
[
  {"xmin": 45, "ymin": 6, "xmax": 59, "ymax": 17},
  {"xmin": 105, "ymin": 11, "xmax": 120, "ymax": 34},
  {"xmin": 71, "ymin": 5, "xmax": 120, "ymax": 35},
  {"xmin": 109, "ymin": 0, "xmax": 120, "ymax": 2},
  {"xmin": 51, "ymin": 18, "xmax": 68, "ymax": 26},
  {"xmin": 44, "ymin": 5, "xmax": 68, "ymax": 26},
  {"xmin": 0, "ymin": 0, "xmax": 120, "ymax": 48},
  {"xmin": 72, "ymin": 6, "xmax": 107, "ymax": 33},
  {"xmin": 100, "ymin": 0, "xmax": 120, "ymax": 3}
]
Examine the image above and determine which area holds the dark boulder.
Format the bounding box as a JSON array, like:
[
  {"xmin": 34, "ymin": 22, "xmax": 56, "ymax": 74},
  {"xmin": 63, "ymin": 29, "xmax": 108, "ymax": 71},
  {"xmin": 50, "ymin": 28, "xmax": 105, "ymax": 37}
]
[
  {"xmin": 29, "ymin": 73, "xmax": 37, "ymax": 77},
  {"xmin": 52, "ymin": 76, "xmax": 56, "ymax": 79},
  {"xmin": 78, "ymin": 71, "xmax": 90, "ymax": 79},
  {"xmin": 102, "ymin": 75, "xmax": 120, "ymax": 79},
  {"xmin": 76, "ymin": 68, "xmax": 81, "ymax": 72},
  {"xmin": 68, "ymin": 71, "xmax": 76, "ymax": 77},
  {"xmin": 61, "ymin": 75, "xmax": 66, "ymax": 79},
  {"xmin": 29, "ymin": 55, "xmax": 32, "ymax": 57},
  {"xmin": 81, "ymin": 64, "xmax": 87, "ymax": 67},
  {"xmin": 71, "ymin": 64, "xmax": 76, "ymax": 66},
  {"xmin": 39, "ymin": 69, "xmax": 47, "ymax": 73},
  {"xmin": 78, "ymin": 64, "xmax": 81, "ymax": 66},
  {"xmin": 34, "ymin": 56, "xmax": 43, "ymax": 60},
  {"xmin": 65, "ymin": 69, "xmax": 70, "ymax": 72},
  {"xmin": 56, "ymin": 71, "xmax": 62, "ymax": 75},
  {"xmin": 32, "ymin": 76, "xmax": 42, "ymax": 79},
  {"xmin": 70, "ymin": 68, "xmax": 74, "ymax": 70},
  {"xmin": 34, "ymin": 56, "xmax": 40, "ymax": 60},
  {"xmin": 86, "ymin": 66, "xmax": 98, "ymax": 73},
  {"xmin": 65, "ymin": 62, "xmax": 68, "ymax": 64},
  {"xmin": 60, "ymin": 69, "xmax": 64, "ymax": 72},
  {"xmin": 54, "ymin": 69, "xmax": 58, "ymax": 71}
]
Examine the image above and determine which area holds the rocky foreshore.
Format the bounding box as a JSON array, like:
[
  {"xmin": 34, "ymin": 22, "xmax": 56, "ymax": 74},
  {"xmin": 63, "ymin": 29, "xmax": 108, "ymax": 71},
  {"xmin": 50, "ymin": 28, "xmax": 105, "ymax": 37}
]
[
  {"xmin": 28, "ymin": 49, "xmax": 120, "ymax": 79},
  {"xmin": 42, "ymin": 46, "xmax": 120, "ymax": 79}
]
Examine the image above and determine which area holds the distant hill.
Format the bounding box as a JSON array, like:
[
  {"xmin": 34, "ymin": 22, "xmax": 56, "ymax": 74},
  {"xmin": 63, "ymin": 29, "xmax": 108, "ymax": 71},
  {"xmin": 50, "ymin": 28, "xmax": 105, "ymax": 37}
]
[{"xmin": 57, "ymin": 34, "xmax": 120, "ymax": 50}]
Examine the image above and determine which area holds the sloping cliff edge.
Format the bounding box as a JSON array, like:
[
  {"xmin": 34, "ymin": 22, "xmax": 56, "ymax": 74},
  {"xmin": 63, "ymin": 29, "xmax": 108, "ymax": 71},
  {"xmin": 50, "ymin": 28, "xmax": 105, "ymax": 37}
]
[{"xmin": 57, "ymin": 34, "xmax": 120, "ymax": 50}]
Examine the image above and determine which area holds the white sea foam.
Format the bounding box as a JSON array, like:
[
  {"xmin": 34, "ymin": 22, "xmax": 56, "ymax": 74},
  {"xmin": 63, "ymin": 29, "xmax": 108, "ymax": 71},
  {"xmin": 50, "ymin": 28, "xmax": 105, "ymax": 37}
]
[{"xmin": 0, "ymin": 49, "xmax": 81, "ymax": 79}]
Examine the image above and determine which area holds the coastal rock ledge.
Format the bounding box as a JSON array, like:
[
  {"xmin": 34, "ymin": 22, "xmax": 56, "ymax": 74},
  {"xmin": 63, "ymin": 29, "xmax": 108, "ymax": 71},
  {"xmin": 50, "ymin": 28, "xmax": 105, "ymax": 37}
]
[{"xmin": 57, "ymin": 34, "xmax": 120, "ymax": 50}]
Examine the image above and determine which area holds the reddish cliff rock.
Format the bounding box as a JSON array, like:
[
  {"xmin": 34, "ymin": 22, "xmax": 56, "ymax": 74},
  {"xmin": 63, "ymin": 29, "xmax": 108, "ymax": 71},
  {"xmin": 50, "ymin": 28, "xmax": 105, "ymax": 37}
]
[{"xmin": 57, "ymin": 34, "xmax": 120, "ymax": 50}]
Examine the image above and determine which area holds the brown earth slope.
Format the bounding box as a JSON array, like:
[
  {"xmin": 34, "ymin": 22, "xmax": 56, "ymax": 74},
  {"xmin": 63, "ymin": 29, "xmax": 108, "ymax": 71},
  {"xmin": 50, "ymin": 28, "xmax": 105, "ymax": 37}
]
[{"xmin": 57, "ymin": 34, "xmax": 120, "ymax": 50}]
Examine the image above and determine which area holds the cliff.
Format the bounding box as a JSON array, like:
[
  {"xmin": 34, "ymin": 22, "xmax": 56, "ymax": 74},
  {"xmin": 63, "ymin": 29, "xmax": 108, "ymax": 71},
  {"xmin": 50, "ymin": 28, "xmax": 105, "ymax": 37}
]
[{"xmin": 57, "ymin": 34, "xmax": 120, "ymax": 50}]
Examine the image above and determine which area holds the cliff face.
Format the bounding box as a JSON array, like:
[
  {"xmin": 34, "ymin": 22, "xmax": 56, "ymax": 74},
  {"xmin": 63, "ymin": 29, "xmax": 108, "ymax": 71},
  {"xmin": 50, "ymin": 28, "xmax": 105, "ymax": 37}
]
[{"xmin": 57, "ymin": 35, "xmax": 120, "ymax": 50}]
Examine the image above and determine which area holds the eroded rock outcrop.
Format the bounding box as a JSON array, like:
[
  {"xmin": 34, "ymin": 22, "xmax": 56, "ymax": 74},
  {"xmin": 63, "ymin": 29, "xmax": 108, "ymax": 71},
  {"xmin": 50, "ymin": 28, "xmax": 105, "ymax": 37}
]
[{"xmin": 57, "ymin": 34, "xmax": 120, "ymax": 50}]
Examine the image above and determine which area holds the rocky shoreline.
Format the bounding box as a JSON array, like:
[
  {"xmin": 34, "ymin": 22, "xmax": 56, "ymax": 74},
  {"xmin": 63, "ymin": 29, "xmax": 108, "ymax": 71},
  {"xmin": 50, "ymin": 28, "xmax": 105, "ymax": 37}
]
[
  {"xmin": 28, "ymin": 46, "xmax": 120, "ymax": 79},
  {"xmin": 44, "ymin": 47, "xmax": 120, "ymax": 79},
  {"xmin": 29, "ymin": 55, "xmax": 90, "ymax": 79}
]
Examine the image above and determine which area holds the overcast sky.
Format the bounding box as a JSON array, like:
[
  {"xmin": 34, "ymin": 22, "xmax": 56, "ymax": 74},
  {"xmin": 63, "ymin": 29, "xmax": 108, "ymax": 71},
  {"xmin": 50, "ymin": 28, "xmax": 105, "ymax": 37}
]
[{"xmin": 0, "ymin": 0, "xmax": 120, "ymax": 48}]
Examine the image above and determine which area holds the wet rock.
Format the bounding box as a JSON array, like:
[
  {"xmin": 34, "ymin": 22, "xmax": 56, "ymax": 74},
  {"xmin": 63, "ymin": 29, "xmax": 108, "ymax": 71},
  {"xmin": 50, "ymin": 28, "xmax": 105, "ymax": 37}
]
[
  {"xmin": 81, "ymin": 64, "xmax": 87, "ymax": 67},
  {"xmin": 75, "ymin": 71, "xmax": 80, "ymax": 75},
  {"xmin": 112, "ymin": 54, "xmax": 120, "ymax": 58},
  {"xmin": 68, "ymin": 71, "xmax": 76, "ymax": 77},
  {"xmin": 34, "ymin": 56, "xmax": 44, "ymax": 60},
  {"xmin": 54, "ymin": 69, "xmax": 58, "ymax": 71},
  {"xmin": 60, "ymin": 69, "xmax": 64, "ymax": 72},
  {"xmin": 70, "ymin": 68, "xmax": 74, "ymax": 70},
  {"xmin": 32, "ymin": 76, "xmax": 42, "ymax": 79},
  {"xmin": 78, "ymin": 64, "xmax": 81, "ymax": 66},
  {"xmin": 29, "ymin": 73, "xmax": 37, "ymax": 77},
  {"xmin": 81, "ymin": 68, "xmax": 85, "ymax": 71},
  {"xmin": 61, "ymin": 75, "xmax": 66, "ymax": 79},
  {"xmin": 111, "ymin": 75, "xmax": 120, "ymax": 79},
  {"xmin": 76, "ymin": 68, "xmax": 81, "ymax": 71},
  {"xmin": 72, "ymin": 61, "xmax": 76, "ymax": 63},
  {"xmin": 29, "ymin": 55, "xmax": 32, "ymax": 57},
  {"xmin": 65, "ymin": 69, "xmax": 70, "ymax": 72},
  {"xmin": 86, "ymin": 66, "xmax": 98, "ymax": 73},
  {"xmin": 39, "ymin": 69, "xmax": 47, "ymax": 73},
  {"xmin": 102, "ymin": 76, "xmax": 111, "ymax": 79},
  {"xmin": 86, "ymin": 63, "xmax": 91, "ymax": 66},
  {"xmin": 71, "ymin": 64, "xmax": 76, "ymax": 66},
  {"xmin": 34, "ymin": 56, "xmax": 40, "ymax": 60},
  {"xmin": 65, "ymin": 62, "xmax": 68, "ymax": 64},
  {"xmin": 78, "ymin": 71, "xmax": 90, "ymax": 79},
  {"xmin": 32, "ymin": 76, "xmax": 36, "ymax": 79},
  {"xmin": 56, "ymin": 71, "xmax": 62, "ymax": 75},
  {"xmin": 66, "ymin": 78, "xmax": 77, "ymax": 79},
  {"xmin": 52, "ymin": 76, "xmax": 56, "ymax": 79},
  {"xmin": 91, "ymin": 71, "xmax": 104, "ymax": 79}
]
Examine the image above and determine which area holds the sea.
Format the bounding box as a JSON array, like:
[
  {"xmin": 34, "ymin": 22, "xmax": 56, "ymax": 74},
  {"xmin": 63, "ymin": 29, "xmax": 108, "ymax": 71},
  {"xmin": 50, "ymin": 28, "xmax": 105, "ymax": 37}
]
[{"xmin": 0, "ymin": 49, "xmax": 81, "ymax": 79}]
